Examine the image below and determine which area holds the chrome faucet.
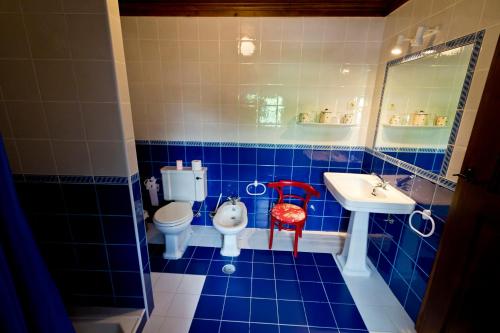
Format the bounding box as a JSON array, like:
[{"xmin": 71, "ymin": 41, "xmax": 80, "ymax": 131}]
[
  {"xmin": 227, "ymin": 196, "xmax": 240, "ymax": 205},
  {"xmin": 371, "ymin": 172, "xmax": 389, "ymax": 196}
]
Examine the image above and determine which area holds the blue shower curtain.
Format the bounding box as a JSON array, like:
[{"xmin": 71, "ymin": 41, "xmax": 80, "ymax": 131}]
[{"xmin": 0, "ymin": 137, "xmax": 75, "ymax": 333}]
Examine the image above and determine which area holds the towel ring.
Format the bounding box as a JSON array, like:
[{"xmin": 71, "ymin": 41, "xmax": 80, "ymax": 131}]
[
  {"xmin": 409, "ymin": 209, "xmax": 435, "ymax": 238},
  {"xmin": 246, "ymin": 180, "xmax": 266, "ymax": 196}
]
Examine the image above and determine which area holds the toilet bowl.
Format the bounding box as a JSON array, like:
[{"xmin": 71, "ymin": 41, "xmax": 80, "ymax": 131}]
[
  {"xmin": 213, "ymin": 201, "xmax": 248, "ymax": 257},
  {"xmin": 153, "ymin": 201, "xmax": 194, "ymax": 259}
]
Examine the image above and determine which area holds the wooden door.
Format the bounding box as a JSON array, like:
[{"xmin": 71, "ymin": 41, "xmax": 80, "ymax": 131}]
[{"xmin": 416, "ymin": 37, "xmax": 500, "ymax": 332}]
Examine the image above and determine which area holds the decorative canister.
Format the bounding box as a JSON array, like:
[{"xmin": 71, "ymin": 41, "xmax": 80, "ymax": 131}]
[
  {"xmin": 298, "ymin": 112, "xmax": 312, "ymax": 123},
  {"xmin": 389, "ymin": 114, "xmax": 401, "ymax": 125},
  {"xmin": 412, "ymin": 110, "xmax": 428, "ymax": 126},
  {"xmin": 341, "ymin": 113, "xmax": 353, "ymax": 124},
  {"xmin": 319, "ymin": 109, "xmax": 333, "ymax": 123},
  {"xmin": 434, "ymin": 115, "xmax": 448, "ymax": 127}
]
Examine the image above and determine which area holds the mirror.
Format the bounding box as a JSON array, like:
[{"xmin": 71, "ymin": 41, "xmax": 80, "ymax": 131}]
[{"xmin": 374, "ymin": 38, "xmax": 479, "ymax": 179}]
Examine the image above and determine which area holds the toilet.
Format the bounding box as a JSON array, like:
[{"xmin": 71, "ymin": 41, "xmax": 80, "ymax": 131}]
[
  {"xmin": 153, "ymin": 166, "xmax": 207, "ymax": 259},
  {"xmin": 213, "ymin": 200, "xmax": 248, "ymax": 257}
]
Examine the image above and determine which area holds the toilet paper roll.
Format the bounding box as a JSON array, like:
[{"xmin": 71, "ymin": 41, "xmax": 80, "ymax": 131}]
[{"xmin": 191, "ymin": 160, "xmax": 202, "ymax": 171}]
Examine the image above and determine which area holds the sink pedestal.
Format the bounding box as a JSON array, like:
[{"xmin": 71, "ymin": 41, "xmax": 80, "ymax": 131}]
[{"xmin": 337, "ymin": 211, "xmax": 371, "ymax": 277}]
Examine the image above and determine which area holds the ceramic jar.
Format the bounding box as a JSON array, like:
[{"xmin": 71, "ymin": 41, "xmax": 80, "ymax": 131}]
[
  {"xmin": 412, "ymin": 110, "xmax": 428, "ymax": 126},
  {"xmin": 389, "ymin": 115, "xmax": 401, "ymax": 125},
  {"xmin": 434, "ymin": 115, "xmax": 448, "ymax": 127},
  {"xmin": 319, "ymin": 110, "xmax": 333, "ymax": 123},
  {"xmin": 298, "ymin": 112, "xmax": 312, "ymax": 123},
  {"xmin": 341, "ymin": 113, "xmax": 353, "ymax": 124}
]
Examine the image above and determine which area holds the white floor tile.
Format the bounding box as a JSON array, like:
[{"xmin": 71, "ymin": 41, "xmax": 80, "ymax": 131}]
[
  {"xmin": 142, "ymin": 315, "xmax": 166, "ymax": 333},
  {"xmin": 177, "ymin": 275, "xmax": 206, "ymax": 295},
  {"xmin": 154, "ymin": 273, "xmax": 183, "ymax": 293},
  {"xmin": 166, "ymin": 293, "xmax": 201, "ymax": 319},
  {"xmin": 338, "ymin": 258, "xmax": 416, "ymax": 333},
  {"xmin": 151, "ymin": 291, "xmax": 175, "ymax": 317},
  {"xmin": 159, "ymin": 316, "xmax": 192, "ymax": 333},
  {"xmin": 151, "ymin": 272, "xmax": 161, "ymax": 286}
]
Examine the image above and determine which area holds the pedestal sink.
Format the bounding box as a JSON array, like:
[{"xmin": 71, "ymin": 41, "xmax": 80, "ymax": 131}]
[{"xmin": 324, "ymin": 172, "xmax": 416, "ymax": 277}]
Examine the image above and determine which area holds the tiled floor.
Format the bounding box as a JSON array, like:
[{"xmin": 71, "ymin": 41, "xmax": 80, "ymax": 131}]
[{"xmin": 145, "ymin": 245, "xmax": 368, "ymax": 333}]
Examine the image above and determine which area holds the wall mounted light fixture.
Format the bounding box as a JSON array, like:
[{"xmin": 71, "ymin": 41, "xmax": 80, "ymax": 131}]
[{"xmin": 391, "ymin": 26, "xmax": 440, "ymax": 55}]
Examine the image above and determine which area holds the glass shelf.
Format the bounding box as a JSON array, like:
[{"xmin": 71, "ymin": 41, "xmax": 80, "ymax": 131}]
[
  {"xmin": 382, "ymin": 123, "xmax": 450, "ymax": 129},
  {"xmin": 297, "ymin": 122, "xmax": 357, "ymax": 127}
]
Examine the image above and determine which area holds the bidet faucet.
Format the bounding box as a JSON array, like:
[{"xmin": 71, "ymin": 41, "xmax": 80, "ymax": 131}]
[{"xmin": 227, "ymin": 196, "xmax": 240, "ymax": 205}]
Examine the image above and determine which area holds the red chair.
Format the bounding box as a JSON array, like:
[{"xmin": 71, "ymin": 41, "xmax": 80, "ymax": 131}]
[{"xmin": 267, "ymin": 180, "xmax": 320, "ymax": 257}]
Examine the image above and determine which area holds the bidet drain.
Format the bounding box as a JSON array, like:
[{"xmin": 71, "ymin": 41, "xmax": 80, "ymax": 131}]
[{"xmin": 222, "ymin": 264, "xmax": 236, "ymax": 275}]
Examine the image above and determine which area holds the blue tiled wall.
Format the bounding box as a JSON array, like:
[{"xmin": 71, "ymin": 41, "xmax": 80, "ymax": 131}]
[
  {"xmin": 380, "ymin": 149, "xmax": 445, "ymax": 175},
  {"xmin": 362, "ymin": 153, "xmax": 452, "ymax": 321},
  {"xmin": 14, "ymin": 175, "xmax": 151, "ymax": 311},
  {"xmin": 136, "ymin": 141, "xmax": 365, "ymax": 232}
]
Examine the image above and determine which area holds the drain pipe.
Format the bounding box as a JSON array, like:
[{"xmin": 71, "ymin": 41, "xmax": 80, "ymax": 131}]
[{"xmin": 209, "ymin": 193, "xmax": 223, "ymax": 219}]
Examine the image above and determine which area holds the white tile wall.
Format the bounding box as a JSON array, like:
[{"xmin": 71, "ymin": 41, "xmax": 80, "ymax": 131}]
[
  {"xmin": 122, "ymin": 17, "xmax": 385, "ymax": 145},
  {"xmin": 0, "ymin": 0, "xmax": 137, "ymax": 177}
]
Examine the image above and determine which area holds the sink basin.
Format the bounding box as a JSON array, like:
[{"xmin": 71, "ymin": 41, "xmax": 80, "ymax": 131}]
[
  {"xmin": 324, "ymin": 172, "xmax": 416, "ymax": 214},
  {"xmin": 324, "ymin": 172, "xmax": 416, "ymax": 277}
]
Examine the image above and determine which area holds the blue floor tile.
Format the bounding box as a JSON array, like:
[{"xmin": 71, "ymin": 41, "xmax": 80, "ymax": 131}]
[
  {"xmin": 250, "ymin": 323, "xmax": 279, "ymax": 333},
  {"xmin": 227, "ymin": 277, "xmax": 252, "ymax": 297},
  {"xmin": 304, "ymin": 301, "xmax": 336, "ymax": 327},
  {"xmin": 309, "ymin": 327, "xmax": 341, "ymax": 332},
  {"xmin": 273, "ymin": 251, "xmax": 295, "ymax": 264},
  {"xmin": 211, "ymin": 249, "xmax": 228, "ymax": 261},
  {"xmin": 233, "ymin": 248, "xmax": 254, "ymax": 262},
  {"xmin": 181, "ymin": 246, "xmax": 195, "ymax": 259},
  {"xmin": 192, "ymin": 246, "xmax": 215, "ymax": 260},
  {"xmin": 159, "ymin": 246, "xmax": 364, "ymax": 333},
  {"xmin": 253, "ymin": 263, "xmax": 275, "ymax": 279},
  {"xmin": 189, "ymin": 319, "xmax": 220, "ymax": 333},
  {"xmin": 293, "ymin": 252, "xmax": 315, "ymax": 265},
  {"xmin": 300, "ymin": 281, "xmax": 328, "ymax": 302},
  {"xmin": 251, "ymin": 298, "xmax": 278, "ymax": 323},
  {"xmin": 317, "ymin": 266, "xmax": 344, "ymax": 283},
  {"xmin": 221, "ymin": 321, "xmax": 250, "ymax": 333},
  {"xmin": 324, "ymin": 283, "xmax": 354, "ymax": 304},
  {"xmin": 276, "ymin": 280, "xmax": 302, "ymax": 300},
  {"xmin": 253, "ymin": 249, "xmax": 274, "ymax": 263},
  {"xmin": 274, "ymin": 264, "xmax": 298, "ymax": 280},
  {"xmin": 222, "ymin": 297, "xmax": 250, "ymax": 321},
  {"xmin": 279, "ymin": 325, "xmax": 309, "ymax": 333},
  {"xmin": 296, "ymin": 265, "xmax": 320, "ymax": 281},
  {"xmin": 194, "ymin": 295, "xmax": 224, "ymax": 319},
  {"xmin": 164, "ymin": 258, "xmax": 189, "ymax": 273},
  {"xmin": 277, "ymin": 300, "xmax": 307, "ymax": 325},
  {"xmin": 149, "ymin": 256, "xmax": 168, "ymax": 272},
  {"xmin": 202, "ymin": 276, "xmax": 228, "ymax": 296},
  {"xmin": 331, "ymin": 304, "xmax": 366, "ymax": 330},
  {"xmin": 231, "ymin": 261, "xmax": 253, "ymax": 277},
  {"xmin": 252, "ymin": 278, "xmax": 276, "ymax": 299},
  {"xmin": 185, "ymin": 259, "xmax": 211, "ymax": 275},
  {"xmin": 313, "ymin": 253, "xmax": 337, "ymax": 266}
]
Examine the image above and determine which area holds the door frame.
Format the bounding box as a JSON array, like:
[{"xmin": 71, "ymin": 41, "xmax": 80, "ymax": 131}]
[{"xmin": 416, "ymin": 36, "xmax": 500, "ymax": 332}]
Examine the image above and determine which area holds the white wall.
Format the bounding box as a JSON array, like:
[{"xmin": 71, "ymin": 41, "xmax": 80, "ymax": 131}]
[{"xmin": 121, "ymin": 17, "xmax": 385, "ymax": 145}]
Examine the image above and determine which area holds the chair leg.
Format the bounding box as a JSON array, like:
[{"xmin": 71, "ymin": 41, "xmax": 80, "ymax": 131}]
[
  {"xmin": 269, "ymin": 219, "xmax": 275, "ymax": 250},
  {"xmin": 293, "ymin": 226, "xmax": 300, "ymax": 257}
]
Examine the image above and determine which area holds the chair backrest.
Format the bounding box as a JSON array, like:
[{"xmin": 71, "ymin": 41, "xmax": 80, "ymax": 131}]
[{"xmin": 267, "ymin": 180, "xmax": 320, "ymax": 211}]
